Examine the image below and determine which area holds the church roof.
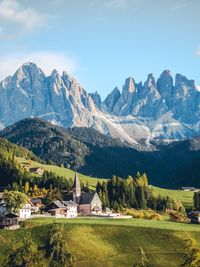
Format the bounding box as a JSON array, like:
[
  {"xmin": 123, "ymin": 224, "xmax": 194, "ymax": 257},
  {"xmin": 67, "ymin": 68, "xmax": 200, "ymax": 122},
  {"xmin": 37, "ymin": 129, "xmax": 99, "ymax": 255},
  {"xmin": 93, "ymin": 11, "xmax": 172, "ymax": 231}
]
[
  {"xmin": 79, "ymin": 192, "xmax": 96, "ymax": 205},
  {"xmin": 73, "ymin": 173, "xmax": 81, "ymax": 189}
]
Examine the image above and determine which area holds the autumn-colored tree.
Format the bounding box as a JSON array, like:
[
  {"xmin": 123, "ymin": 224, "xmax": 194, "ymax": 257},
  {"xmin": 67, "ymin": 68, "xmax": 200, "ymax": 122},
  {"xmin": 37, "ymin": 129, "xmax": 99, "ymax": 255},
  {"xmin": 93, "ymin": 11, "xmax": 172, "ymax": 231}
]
[{"xmin": 4, "ymin": 190, "xmax": 29, "ymax": 213}]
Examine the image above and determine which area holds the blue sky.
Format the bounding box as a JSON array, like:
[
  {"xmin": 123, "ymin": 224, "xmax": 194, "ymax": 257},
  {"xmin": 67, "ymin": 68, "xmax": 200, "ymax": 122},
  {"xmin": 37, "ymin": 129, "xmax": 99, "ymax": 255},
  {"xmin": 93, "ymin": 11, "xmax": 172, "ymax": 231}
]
[{"xmin": 0, "ymin": 0, "xmax": 200, "ymax": 99}]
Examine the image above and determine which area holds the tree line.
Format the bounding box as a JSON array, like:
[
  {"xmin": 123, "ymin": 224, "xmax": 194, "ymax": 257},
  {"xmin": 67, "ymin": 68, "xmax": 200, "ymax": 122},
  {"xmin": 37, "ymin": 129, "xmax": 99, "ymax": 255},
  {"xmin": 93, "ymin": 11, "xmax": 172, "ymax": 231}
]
[{"xmin": 96, "ymin": 173, "xmax": 184, "ymax": 212}]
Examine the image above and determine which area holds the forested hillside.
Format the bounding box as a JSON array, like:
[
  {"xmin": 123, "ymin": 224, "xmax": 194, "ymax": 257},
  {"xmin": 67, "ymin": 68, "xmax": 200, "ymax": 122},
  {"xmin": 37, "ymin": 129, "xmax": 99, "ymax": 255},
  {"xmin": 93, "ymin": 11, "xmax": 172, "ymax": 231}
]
[
  {"xmin": 1, "ymin": 118, "xmax": 200, "ymax": 188},
  {"xmin": 0, "ymin": 118, "xmax": 89, "ymax": 170},
  {"xmin": 0, "ymin": 138, "xmax": 40, "ymax": 186}
]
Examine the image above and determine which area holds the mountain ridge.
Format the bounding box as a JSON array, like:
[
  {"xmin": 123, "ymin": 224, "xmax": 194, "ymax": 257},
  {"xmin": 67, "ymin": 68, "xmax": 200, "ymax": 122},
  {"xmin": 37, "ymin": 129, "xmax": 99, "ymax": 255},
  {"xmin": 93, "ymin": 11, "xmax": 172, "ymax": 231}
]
[
  {"xmin": 1, "ymin": 118, "xmax": 200, "ymax": 188},
  {"xmin": 0, "ymin": 62, "xmax": 200, "ymax": 147}
]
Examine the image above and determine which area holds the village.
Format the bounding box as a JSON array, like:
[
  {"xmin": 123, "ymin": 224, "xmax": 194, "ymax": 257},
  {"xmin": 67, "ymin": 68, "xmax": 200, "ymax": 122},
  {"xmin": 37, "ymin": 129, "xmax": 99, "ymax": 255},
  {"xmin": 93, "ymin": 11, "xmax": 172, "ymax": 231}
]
[{"xmin": 0, "ymin": 173, "xmax": 133, "ymax": 229}]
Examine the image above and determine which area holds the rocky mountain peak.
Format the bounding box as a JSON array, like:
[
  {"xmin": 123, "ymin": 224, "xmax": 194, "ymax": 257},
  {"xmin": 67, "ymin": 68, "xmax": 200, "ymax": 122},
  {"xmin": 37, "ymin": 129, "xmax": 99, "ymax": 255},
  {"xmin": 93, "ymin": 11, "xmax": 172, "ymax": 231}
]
[
  {"xmin": 14, "ymin": 62, "xmax": 45, "ymax": 81},
  {"xmin": 124, "ymin": 77, "xmax": 136, "ymax": 93},
  {"xmin": 157, "ymin": 70, "xmax": 173, "ymax": 107},
  {"xmin": 102, "ymin": 86, "xmax": 121, "ymax": 113},
  {"xmin": 50, "ymin": 69, "xmax": 59, "ymax": 77},
  {"xmin": 1, "ymin": 64, "xmax": 200, "ymax": 146},
  {"xmin": 146, "ymin": 73, "xmax": 156, "ymax": 88},
  {"xmin": 89, "ymin": 91, "xmax": 102, "ymax": 108},
  {"xmin": 175, "ymin": 73, "xmax": 195, "ymax": 88},
  {"xmin": 160, "ymin": 70, "xmax": 172, "ymax": 77}
]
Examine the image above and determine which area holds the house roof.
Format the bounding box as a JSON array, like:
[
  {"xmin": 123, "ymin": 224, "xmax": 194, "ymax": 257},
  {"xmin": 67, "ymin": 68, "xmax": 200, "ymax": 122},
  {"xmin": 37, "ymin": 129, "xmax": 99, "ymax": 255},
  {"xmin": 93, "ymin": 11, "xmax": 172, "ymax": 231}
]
[
  {"xmin": 181, "ymin": 187, "xmax": 196, "ymax": 190},
  {"xmin": 62, "ymin": 200, "xmax": 78, "ymax": 207},
  {"xmin": 30, "ymin": 198, "xmax": 42, "ymax": 204},
  {"xmin": 52, "ymin": 200, "xmax": 66, "ymax": 208},
  {"xmin": 4, "ymin": 213, "xmax": 18, "ymax": 218},
  {"xmin": 48, "ymin": 207, "xmax": 67, "ymax": 212},
  {"xmin": 0, "ymin": 201, "xmax": 6, "ymax": 206},
  {"xmin": 80, "ymin": 192, "xmax": 96, "ymax": 205},
  {"xmin": 30, "ymin": 167, "xmax": 43, "ymax": 172}
]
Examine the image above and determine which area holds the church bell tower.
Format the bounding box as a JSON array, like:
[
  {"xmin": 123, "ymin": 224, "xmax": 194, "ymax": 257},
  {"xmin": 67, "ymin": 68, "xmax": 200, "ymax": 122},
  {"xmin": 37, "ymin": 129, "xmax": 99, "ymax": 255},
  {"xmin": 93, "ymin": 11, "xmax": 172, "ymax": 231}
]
[{"xmin": 72, "ymin": 173, "xmax": 81, "ymax": 204}]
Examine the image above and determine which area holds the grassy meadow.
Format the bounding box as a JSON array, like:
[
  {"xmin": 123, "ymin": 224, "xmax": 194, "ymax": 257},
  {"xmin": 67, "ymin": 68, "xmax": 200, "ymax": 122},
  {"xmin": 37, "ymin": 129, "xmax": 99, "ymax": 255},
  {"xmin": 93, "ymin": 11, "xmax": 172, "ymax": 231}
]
[
  {"xmin": 16, "ymin": 157, "xmax": 107, "ymax": 189},
  {"xmin": 16, "ymin": 157, "xmax": 194, "ymax": 208},
  {"xmin": 151, "ymin": 186, "xmax": 194, "ymax": 209},
  {"xmin": 1, "ymin": 217, "xmax": 200, "ymax": 267}
]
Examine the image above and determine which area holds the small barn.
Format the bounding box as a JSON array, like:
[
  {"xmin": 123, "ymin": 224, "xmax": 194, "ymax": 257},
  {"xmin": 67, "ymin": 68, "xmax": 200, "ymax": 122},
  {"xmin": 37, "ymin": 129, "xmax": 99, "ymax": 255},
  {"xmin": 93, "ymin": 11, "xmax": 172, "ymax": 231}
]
[
  {"xmin": 180, "ymin": 187, "xmax": 196, "ymax": 191},
  {"xmin": 0, "ymin": 213, "xmax": 19, "ymax": 228},
  {"xmin": 29, "ymin": 167, "xmax": 44, "ymax": 176}
]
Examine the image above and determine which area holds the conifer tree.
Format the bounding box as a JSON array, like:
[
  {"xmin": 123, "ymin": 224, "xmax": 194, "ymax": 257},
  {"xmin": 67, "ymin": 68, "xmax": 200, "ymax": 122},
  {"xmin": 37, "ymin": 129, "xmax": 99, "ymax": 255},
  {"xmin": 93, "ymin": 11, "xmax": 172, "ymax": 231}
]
[{"xmin": 48, "ymin": 223, "xmax": 75, "ymax": 267}]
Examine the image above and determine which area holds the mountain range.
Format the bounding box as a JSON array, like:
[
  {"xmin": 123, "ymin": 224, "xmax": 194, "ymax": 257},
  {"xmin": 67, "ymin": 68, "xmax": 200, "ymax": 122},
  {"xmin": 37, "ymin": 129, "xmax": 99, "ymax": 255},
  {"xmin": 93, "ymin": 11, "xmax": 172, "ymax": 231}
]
[{"xmin": 1, "ymin": 62, "xmax": 200, "ymax": 147}]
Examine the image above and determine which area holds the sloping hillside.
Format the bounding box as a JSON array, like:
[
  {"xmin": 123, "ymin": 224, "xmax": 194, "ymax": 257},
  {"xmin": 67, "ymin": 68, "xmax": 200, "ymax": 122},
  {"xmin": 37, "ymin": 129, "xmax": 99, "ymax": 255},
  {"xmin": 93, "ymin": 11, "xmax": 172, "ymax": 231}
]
[
  {"xmin": 2, "ymin": 118, "xmax": 200, "ymax": 188},
  {"xmin": 0, "ymin": 137, "xmax": 40, "ymax": 186},
  {"xmin": 0, "ymin": 218, "xmax": 200, "ymax": 267}
]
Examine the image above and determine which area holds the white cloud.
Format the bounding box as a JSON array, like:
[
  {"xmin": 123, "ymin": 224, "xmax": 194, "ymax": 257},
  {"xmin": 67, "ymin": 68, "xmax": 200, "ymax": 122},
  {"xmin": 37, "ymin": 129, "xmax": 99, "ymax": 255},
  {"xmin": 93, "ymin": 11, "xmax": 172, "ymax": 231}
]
[
  {"xmin": 0, "ymin": 0, "xmax": 46, "ymax": 31},
  {"xmin": 0, "ymin": 51, "xmax": 79, "ymax": 80}
]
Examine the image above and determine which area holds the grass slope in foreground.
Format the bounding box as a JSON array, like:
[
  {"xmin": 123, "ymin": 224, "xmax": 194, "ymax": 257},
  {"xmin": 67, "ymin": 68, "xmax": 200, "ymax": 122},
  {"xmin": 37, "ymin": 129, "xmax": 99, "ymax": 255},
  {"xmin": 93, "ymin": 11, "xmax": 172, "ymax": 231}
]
[
  {"xmin": 1, "ymin": 218, "xmax": 200, "ymax": 267},
  {"xmin": 16, "ymin": 157, "xmax": 107, "ymax": 188}
]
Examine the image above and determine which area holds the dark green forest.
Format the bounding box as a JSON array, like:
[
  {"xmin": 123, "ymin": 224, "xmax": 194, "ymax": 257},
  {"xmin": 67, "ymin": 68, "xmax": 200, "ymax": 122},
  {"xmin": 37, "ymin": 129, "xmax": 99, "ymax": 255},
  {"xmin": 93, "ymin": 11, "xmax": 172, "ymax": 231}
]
[
  {"xmin": 1, "ymin": 118, "xmax": 200, "ymax": 188},
  {"xmin": 96, "ymin": 174, "xmax": 184, "ymax": 212}
]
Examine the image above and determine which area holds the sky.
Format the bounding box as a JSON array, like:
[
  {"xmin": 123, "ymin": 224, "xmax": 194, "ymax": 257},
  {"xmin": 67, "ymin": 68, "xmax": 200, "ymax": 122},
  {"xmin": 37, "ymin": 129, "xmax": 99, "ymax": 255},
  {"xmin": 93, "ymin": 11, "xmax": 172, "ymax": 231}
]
[{"xmin": 0, "ymin": 0, "xmax": 200, "ymax": 99}]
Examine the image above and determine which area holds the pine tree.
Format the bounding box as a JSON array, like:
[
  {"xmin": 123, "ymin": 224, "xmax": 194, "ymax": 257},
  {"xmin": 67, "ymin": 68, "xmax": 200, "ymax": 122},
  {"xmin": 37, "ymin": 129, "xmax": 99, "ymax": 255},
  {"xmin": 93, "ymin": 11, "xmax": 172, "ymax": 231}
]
[
  {"xmin": 48, "ymin": 223, "xmax": 76, "ymax": 267},
  {"xmin": 136, "ymin": 187, "xmax": 147, "ymax": 209}
]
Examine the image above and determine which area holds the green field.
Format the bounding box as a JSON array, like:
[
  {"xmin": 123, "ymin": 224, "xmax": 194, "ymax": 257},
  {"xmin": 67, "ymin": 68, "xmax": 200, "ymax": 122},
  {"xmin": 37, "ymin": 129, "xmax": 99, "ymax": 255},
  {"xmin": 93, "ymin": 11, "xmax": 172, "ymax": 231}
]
[
  {"xmin": 0, "ymin": 217, "xmax": 200, "ymax": 267},
  {"xmin": 16, "ymin": 157, "xmax": 107, "ymax": 188},
  {"xmin": 151, "ymin": 186, "xmax": 194, "ymax": 209}
]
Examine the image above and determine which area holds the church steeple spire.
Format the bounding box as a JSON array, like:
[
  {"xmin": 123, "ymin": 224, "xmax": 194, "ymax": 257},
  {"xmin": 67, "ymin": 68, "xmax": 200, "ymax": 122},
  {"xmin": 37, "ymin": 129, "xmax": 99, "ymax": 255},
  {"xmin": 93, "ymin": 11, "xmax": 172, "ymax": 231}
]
[{"xmin": 72, "ymin": 173, "xmax": 81, "ymax": 204}]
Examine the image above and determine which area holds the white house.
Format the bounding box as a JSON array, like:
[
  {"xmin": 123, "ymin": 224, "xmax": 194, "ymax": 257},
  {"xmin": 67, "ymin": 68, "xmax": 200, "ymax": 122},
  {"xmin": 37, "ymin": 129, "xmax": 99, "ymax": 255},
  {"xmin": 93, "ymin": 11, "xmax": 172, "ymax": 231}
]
[
  {"xmin": 63, "ymin": 201, "xmax": 78, "ymax": 218},
  {"xmin": 19, "ymin": 203, "xmax": 32, "ymax": 219}
]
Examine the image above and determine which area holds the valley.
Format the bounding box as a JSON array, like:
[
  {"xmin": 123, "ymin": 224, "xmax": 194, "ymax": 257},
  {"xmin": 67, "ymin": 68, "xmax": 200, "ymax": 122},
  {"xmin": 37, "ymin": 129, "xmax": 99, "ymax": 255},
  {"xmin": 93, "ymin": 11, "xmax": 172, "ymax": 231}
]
[{"xmin": 0, "ymin": 1, "xmax": 200, "ymax": 266}]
